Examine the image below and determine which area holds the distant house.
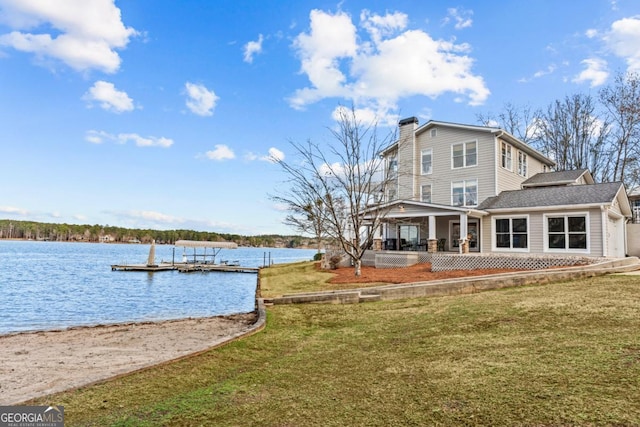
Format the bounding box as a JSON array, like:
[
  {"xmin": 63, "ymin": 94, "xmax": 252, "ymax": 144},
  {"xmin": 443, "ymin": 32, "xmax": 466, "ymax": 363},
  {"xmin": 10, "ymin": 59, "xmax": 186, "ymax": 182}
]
[{"xmin": 365, "ymin": 118, "xmax": 631, "ymax": 259}]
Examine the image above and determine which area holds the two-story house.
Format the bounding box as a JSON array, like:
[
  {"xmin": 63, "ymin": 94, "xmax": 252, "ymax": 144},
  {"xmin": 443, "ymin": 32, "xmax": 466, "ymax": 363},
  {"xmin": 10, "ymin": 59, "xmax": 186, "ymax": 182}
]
[{"xmin": 366, "ymin": 118, "xmax": 630, "ymax": 259}]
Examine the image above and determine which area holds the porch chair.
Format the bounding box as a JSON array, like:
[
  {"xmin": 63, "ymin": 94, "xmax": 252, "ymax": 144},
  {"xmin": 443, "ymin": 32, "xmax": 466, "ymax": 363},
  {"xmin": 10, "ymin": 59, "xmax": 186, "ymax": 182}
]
[{"xmin": 437, "ymin": 238, "xmax": 446, "ymax": 251}]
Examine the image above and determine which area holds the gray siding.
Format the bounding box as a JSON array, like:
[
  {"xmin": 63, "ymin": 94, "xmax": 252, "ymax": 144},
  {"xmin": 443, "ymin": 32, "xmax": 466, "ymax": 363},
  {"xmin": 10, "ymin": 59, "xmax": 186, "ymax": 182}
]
[
  {"xmin": 415, "ymin": 126, "xmax": 497, "ymax": 206},
  {"xmin": 496, "ymin": 139, "xmax": 551, "ymax": 193},
  {"xmin": 483, "ymin": 208, "xmax": 604, "ymax": 256}
]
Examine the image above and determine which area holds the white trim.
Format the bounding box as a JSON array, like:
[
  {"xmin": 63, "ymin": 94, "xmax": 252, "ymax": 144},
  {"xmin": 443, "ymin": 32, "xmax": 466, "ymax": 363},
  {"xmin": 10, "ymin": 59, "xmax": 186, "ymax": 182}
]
[
  {"xmin": 543, "ymin": 211, "xmax": 590, "ymax": 254},
  {"xmin": 421, "ymin": 148, "xmax": 433, "ymax": 175},
  {"xmin": 420, "ymin": 183, "xmax": 432, "ymax": 203},
  {"xmin": 491, "ymin": 214, "xmax": 530, "ymax": 253},
  {"xmin": 500, "ymin": 141, "xmax": 513, "ymax": 171},
  {"xmin": 451, "ymin": 178, "xmax": 478, "ymax": 207},
  {"xmin": 451, "ymin": 139, "xmax": 478, "ymax": 169},
  {"xmin": 485, "ymin": 203, "xmax": 609, "ymax": 214}
]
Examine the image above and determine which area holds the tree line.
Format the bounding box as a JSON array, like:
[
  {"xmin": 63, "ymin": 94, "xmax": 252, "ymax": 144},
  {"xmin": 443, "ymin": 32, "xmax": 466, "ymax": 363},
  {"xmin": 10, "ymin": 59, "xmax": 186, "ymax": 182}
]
[
  {"xmin": 0, "ymin": 219, "xmax": 310, "ymax": 248},
  {"xmin": 477, "ymin": 71, "xmax": 640, "ymax": 188}
]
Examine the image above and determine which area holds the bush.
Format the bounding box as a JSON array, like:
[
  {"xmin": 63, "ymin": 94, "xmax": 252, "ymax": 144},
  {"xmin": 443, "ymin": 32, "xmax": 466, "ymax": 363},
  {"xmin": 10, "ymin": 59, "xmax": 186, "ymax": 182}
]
[
  {"xmin": 313, "ymin": 252, "xmax": 323, "ymax": 261},
  {"xmin": 329, "ymin": 254, "xmax": 342, "ymax": 270}
]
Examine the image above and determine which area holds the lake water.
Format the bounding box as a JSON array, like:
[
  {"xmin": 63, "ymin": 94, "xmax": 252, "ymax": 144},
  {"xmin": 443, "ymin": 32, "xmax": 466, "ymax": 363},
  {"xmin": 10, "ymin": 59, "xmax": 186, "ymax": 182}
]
[{"xmin": 0, "ymin": 240, "xmax": 316, "ymax": 335}]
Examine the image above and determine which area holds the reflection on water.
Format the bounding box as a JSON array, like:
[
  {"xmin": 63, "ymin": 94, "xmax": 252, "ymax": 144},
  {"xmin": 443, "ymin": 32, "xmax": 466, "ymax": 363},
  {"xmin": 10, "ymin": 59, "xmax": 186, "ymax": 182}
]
[{"xmin": 0, "ymin": 241, "xmax": 316, "ymax": 334}]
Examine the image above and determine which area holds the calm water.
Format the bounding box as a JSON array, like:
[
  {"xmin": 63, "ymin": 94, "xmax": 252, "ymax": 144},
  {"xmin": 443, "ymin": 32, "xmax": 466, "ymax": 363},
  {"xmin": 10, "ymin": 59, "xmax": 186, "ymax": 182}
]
[{"xmin": 0, "ymin": 240, "xmax": 316, "ymax": 335}]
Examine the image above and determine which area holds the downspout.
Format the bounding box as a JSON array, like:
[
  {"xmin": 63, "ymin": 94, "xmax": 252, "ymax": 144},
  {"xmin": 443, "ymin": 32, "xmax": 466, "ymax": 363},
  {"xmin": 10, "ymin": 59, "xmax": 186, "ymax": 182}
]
[{"xmin": 494, "ymin": 132, "xmax": 502, "ymax": 195}]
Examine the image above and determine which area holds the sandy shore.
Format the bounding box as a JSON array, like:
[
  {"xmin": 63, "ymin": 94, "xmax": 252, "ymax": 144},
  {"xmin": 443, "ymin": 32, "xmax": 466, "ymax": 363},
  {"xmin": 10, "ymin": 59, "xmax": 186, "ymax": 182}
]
[{"xmin": 0, "ymin": 313, "xmax": 258, "ymax": 405}]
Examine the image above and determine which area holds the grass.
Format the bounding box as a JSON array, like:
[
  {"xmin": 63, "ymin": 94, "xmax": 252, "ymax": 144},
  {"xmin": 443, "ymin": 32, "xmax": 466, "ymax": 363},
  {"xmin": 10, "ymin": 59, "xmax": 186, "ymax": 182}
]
[
  {"xmin": 258, "ymin": 261, "xmax": 335, "ymax": 298},
  {"xmin": 31, "ymin": 265, "xmax": 640, "ymax": 426}
]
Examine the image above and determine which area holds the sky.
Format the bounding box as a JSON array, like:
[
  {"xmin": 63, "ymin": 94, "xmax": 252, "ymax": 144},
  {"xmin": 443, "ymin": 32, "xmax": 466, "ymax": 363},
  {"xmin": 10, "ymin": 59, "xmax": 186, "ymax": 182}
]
[{"xmin": 1, "ymin": 0, "xmax": 639, "ymax": 236}]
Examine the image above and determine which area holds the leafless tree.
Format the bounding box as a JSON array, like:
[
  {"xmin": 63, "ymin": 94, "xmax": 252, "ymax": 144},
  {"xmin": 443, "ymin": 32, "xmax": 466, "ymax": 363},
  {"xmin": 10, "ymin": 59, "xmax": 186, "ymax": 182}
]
[
  {"xmin": 271, "ymin": 106, "xmax": 395, "ymax": 276},
  {"xmin": 531, "ymin": 93, "xmax": 610, "ymax": 182},
  {"xmin": 599, "ymin": 71, "xmax": 640, "ymax": 187},
  {"xmin": 476, "ymin": 102, "xmax": 537, "ymax": 143}
]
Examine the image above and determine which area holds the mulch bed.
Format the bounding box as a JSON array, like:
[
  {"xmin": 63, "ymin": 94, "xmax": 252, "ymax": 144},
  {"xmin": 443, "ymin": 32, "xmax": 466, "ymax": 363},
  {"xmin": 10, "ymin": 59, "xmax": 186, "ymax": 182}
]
[{"xmin": 324, "ymin": 262, "xmax": 521, "ymax": 285}]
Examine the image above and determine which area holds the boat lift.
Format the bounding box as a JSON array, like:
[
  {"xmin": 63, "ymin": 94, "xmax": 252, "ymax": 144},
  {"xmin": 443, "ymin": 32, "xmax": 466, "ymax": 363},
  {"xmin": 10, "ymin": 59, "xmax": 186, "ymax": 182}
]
[{"xmin": 174, "ymin": 240, "xmax": 238, "ymax": 265}]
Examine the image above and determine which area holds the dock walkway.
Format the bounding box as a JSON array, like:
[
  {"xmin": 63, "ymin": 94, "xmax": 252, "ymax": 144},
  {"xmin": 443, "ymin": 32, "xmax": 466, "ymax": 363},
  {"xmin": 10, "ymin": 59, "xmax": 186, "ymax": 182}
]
[{"xmin": 111, "ymin": 263, "xmax": 258, "ymax": 274}]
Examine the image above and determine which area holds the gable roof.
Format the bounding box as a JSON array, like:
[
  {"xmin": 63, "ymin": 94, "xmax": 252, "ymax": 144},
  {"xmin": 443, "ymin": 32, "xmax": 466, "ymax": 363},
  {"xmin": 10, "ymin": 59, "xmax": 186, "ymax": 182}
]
[
  {"xmin": 477, "ymin": 182, "xmax": 629, "ymax": 214},
  {"xmin": 521, "ymin": 169, "xmax": 593, "ymax": 188},
  {"xmin": 381, "ymin": 119, "xmax": 555, "ymax": 167}
]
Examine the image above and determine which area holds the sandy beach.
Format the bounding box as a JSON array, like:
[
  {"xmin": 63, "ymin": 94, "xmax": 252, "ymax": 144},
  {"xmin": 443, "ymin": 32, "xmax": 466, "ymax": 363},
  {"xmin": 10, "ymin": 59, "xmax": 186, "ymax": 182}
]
[{"xmin": 0, "ymin": 312, "xmax": 258, "ymax": 405}]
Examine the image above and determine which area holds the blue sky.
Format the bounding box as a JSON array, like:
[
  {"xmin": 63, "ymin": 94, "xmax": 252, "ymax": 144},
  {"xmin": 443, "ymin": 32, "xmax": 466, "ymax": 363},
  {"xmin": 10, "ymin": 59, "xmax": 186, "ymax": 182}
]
[{"xmin": 1, "ymin": 0, "xmax": 639, "ymax": 235}]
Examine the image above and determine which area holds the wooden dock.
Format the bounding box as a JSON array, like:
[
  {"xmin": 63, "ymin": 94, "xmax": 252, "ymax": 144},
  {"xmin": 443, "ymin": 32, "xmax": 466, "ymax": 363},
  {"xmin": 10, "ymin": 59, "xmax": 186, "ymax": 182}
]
[{"xmin": 111, "ymin": 263, "xmax": 258, "ymax": 274}]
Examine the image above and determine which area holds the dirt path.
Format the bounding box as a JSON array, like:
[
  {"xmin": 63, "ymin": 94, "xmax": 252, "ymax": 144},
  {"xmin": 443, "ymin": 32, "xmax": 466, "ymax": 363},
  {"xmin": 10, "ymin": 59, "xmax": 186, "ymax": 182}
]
[{"xmin": 0, "ymin": 313, "xmax": 257, "ymax": 405}]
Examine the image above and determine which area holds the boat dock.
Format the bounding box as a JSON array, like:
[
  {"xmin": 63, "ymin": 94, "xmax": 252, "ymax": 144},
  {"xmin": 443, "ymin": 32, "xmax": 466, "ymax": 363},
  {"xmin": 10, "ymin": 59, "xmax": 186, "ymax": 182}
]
[
  {"xmin": 111, "ymin": 263, "xmax": 259, "ymax": 274},
  {"xmin": 111, "ymin": 240, "xmax": 259, "ymax": 274}
]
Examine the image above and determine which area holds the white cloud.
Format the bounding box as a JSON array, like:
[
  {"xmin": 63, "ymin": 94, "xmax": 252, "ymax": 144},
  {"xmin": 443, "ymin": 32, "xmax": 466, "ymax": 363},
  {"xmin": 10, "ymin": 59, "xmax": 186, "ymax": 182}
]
[
  {"xmin": 85, "ymin": 130, "xmax": 173, "ymax": 147},
  {"xmin": 125, "ymin": 210, "xmax": 184, "ymax": 224},
  {"xmin": 289, "ymin": 8, "xmax": 489, "ymax": 116},
  {"xmin": 83, "ymin": 80, "xmax": 134, "ymax": 113},
  {"xmin": 443, "ymin": 7, "xmax": 473, "ymax": 30},
  {"xmin": 603, "ymin": 16, "xmax": 640, "ymax": 72},
  {"xmin": 244, "ymin": 147, "xmax": 285, "ymax": 162},
  {"xmin": 518, "ymin": 64, "xmax": 557, "ymax": 83},
  {"xmin": 205, "ymin": 144, "xmax": 235, "ymax": 161},
  {"xmin": 573, "ymin": 58, "xmax": 609, "ymax": 87},
  {"xmin": 264, "ymin": 147, "xmax": 284, "ymax": 162},
  {"xmin": 243, "ymin": 34, "xmax": 264, "ymax": 63},
  {"xmin": 0, "ymin": 205, "xmax": 29, "ymax": 216},
  {"xmin": 184, "ymin": 82, "xmax": 219, "ymax": 116},
  {"xmin": 0, "ymin": 0, "xmax": 137, "ymax": 73}
]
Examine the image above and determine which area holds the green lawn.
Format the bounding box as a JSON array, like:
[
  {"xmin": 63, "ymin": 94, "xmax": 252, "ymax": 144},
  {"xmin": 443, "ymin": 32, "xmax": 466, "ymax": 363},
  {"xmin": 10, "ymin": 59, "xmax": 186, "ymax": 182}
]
[{"xmin": 33, "ymin": 270, "xmax": 640, "ymax": 426}]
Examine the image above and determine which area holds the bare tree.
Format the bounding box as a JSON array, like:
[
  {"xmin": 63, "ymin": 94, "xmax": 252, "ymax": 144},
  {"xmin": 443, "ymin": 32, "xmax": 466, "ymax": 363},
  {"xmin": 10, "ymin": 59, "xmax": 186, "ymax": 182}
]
[
  {"xmin": 271, "ymin": 177, "xmax": 328, "ymax": 255},
  {"xmin": 531, "ymin": 93, "xmax": 610, "ymax": 182},
  {"xmin": 476, "ymin": 102, "xmax": 537, "ymax": 143},
  {"xmin": 599, "ymin": 71, "xmax": 640, "ymax": 187},
  {"xmin": 272, "ymin": 106, "xmax": 395, "ymax": 276}
]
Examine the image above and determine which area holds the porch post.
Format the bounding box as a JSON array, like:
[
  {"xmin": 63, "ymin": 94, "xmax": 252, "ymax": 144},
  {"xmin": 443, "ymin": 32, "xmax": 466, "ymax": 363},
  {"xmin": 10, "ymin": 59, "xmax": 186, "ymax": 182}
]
[
  {"xmin": 459, "ymin": 213, "xmax": 468, "ymax": 254},
  {"xmin": 427, "ymin": 215, "xmax": 438, "ymax": 253}
]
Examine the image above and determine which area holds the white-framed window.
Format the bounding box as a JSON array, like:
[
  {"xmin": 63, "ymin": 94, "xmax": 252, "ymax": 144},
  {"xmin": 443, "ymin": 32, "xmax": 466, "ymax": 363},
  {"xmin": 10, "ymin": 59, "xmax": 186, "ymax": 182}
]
[
  {"xmin": 544, "ymin": 213, "xmax": 589, "ymax": 252},
  {"xmin": 387, "ymin": 187, "xmax": 397, "ymax": 202},
  {"xmin": 387, "ymin": 156, "xmax": 398, "ymax": 179},
  {"xmin": 421, "ymin": 149, "xmax": 432, "ymax": 175},
  {"xmin": 421, "ymin": 184, "xmax": 432, "ymax": 203},
  {"xmin": 452, "ymin": 141, "xmax": 477, "ymax": 169},
  {"xmin": 451, "ymin": 179, "xmax": 478, "ymax": 207},
  {"xmin": 501, "ymin": 142, "xmax": 512, "ymax": 171},
  {"xmin": 493, "ymin": 215, "xmax": 529, "ymax": 251},
  {"xmin": 518, "ymin": 151, "xmax": 528, "ymax": 177},
  {"xmin": 430, "ymin": 128, "xmax": 437, "ymax": 138}
]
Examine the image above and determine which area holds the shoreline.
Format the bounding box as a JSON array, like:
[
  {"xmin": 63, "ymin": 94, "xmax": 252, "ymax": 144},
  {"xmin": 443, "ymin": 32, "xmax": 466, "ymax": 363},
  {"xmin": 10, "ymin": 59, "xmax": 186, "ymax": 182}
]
[{"xmin": 0, "ymin": 312, "xmax": 259, "ymax": 405}]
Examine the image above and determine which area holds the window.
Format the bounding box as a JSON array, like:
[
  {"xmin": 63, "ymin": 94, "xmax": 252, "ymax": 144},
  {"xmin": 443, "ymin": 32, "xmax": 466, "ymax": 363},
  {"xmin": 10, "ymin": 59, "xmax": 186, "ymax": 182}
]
[
  {"xmin": 452, "ymin": 141, "xmax": 477, "ymax": 168},
  {"xmin": 501, "ymin": 142, "xmax": 512, "ymax": 170},
  {"xmin": 387, "ymin": 156, "xmax": 398, "ymax": 178},
  {"xmin": 546, "ymin": 214, "xmax": 588, "ymax": 251},
  {"xmin": 495, "ymin": 217, "xmax": 528, "ymax": 250},
  {"xmin": 451, "ymin": 179, "xmax": 478, "ymax": 206},
  {"xmin": 518, "ymin": 151, "xmax": 528, "ymax": 177},
  {"xmin": 421, "ymin": 149, "xmax": 432, "ymax": 175},
  {"xmin": 421, "ymin": 184, "xmax": 432, "ymax": 203},
  {"xmin": 387, "ymin": 187, "xmax": 397, "ymax": 202},
  {"xmin": 430, "ymin": 128, "xmax": 437, "ymax": 137}
]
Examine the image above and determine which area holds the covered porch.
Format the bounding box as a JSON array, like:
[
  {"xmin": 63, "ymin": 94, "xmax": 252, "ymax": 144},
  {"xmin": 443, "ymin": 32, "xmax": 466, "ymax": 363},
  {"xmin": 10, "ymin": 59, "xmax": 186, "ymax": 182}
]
[{"xmin": 367, "ymin": 200, "xmax": 487, "ymax": 255}]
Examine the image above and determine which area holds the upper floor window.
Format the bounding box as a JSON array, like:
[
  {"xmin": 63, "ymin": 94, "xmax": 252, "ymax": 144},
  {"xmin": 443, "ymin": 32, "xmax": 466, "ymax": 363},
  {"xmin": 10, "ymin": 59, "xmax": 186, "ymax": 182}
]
[
  {"xmin": 387, "ymin": 156, "xmax": 398, "ymax": 178},
  {"xmin": 421, "ymin": 149, "xmax": 432, "ymax": 175},
  {"xmin": 501, "ymin": 142, "xmax": 512, "ymax": 170},
  {"xmin": 421, "ymin": 184, "xmax": 432, "ymax": 203},
  {"xmin": 452, "ymin": 141, "xmax": 477, "ymax": 168},
  {"xmin": 518, "ymin": 151, "xmax": 528, "ymax": 177},
  {"xmin": 387, "ymin": 187, "xmax": 397, "ymax": 202},
  {"xmin": 451, "ymin": 179, "xmax": 478, "ymax": 207},
  {"xmin": 430, "ymin": 128, "xmax": 437, "ymax": 137}
]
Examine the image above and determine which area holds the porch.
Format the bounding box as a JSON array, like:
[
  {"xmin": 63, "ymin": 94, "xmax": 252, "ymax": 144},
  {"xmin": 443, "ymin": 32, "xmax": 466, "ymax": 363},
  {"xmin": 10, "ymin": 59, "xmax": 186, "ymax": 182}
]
[{"xmin": 367, "ymin": 200, "xmax": 486, "ymax": 255}]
